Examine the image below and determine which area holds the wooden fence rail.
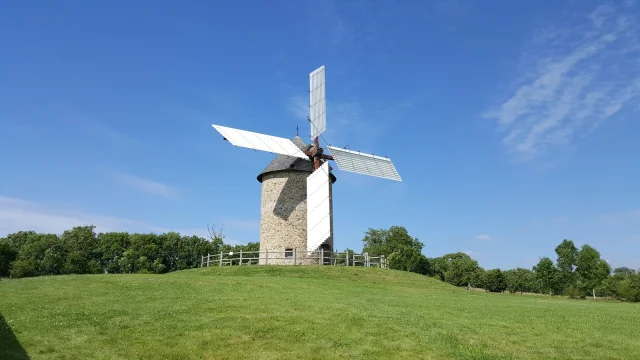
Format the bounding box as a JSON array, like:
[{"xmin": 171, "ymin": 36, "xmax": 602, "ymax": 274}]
[{"xmin": 200, "ymin": 250, "xmax": 388, "ymax": 269}]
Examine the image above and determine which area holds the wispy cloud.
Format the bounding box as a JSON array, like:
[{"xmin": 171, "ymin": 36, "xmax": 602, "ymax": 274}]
[
  {"xmin": 597, "ymin": 210, "xmax": 640, "ymax": 225},
  {"xmin": 109, "ymin": 171, "xmax": 178, "ymax": 199},
  {"xmin": 287, "ymin": 96, "xmax": 309, "ymax": 121},
  {"xmin": 0, "ymin": 196, "xmax": 250, "ymax": 245},
  {"xmin": 475, "ymin": 234, "xmax": 490, "ymax": 240},
  {"xmin": 553, "ymin": 217, "xmax": 569, "ymax": 223},
  {"xmin": 0, "ymin": 196, "xmax": 145, "ymax": 236},
  {"xmin": 484, "ymin": 3, "xmax": 640, "ymax": 160}
]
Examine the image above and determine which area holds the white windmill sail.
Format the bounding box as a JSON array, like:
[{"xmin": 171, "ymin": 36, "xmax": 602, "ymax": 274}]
[
  {"xmin": 306, "ymin": 161, "xmax": 331, "ymax": 252},
  {"xmin": 212, "ymin": 124, "xmax": 308, "ymax": 159},
  {"xmin": 309, "ymin": 65, "xmax": 326, "ymax": 140},
  {"xmin": 326, "ymin": 146, "xmax": 402, "ymax": 181}
]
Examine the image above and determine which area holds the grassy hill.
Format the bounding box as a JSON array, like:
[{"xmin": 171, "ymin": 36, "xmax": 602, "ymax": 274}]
[{"xmin": 1, "ymin": 266, "xmax": 639, "ymax": 360}]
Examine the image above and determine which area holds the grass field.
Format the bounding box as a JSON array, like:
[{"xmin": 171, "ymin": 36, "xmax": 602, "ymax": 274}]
[{"xmin": 1, "ymin": 266, "xmax": 639, "ymax": 360}]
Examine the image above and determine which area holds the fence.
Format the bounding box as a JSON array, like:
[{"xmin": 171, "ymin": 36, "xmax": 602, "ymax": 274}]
[{"xmin": 201, "ymin": 249, "xmax": 388, "ymax": 268}]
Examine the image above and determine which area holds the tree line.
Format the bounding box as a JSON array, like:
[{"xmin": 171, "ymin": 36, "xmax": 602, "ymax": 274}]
[
  {"xmin": 2, "ymin": 224, "xmax": 638, "ymax": 303},
  {"xmin": 361, "ymin": 226, "xmax": 640, "ymax": 303},
  {"xmin": 0, "ymin": 225, "xmax": 257, "ymax": 278}
]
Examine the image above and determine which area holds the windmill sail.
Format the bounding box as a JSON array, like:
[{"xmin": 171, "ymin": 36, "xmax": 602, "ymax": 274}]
[
  {"xmin": 309, "ymin": 65, "xmax": 326, "ymax": 140},
  {"xmin": 306, "ymin": 161, "xmax": 331, "ymax": 252},
  {"xmin": 327, "ymin": 146, "xmax": 402, "ymax": 181},
  {"xmin": 212, "ymin": 124, "xmax": 308, "ymax": 159}
]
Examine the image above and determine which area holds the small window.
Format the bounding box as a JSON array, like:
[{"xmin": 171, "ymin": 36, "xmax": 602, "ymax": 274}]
[{"xmin": 285, "ymin": 248, "xmax": 293, "ymax": 258}]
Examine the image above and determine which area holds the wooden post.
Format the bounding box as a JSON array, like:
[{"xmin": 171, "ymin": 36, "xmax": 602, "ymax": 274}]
[
  {"xmin": 320, "ymin": 248, "xmax": 324, "ymax": 265},
  {"xmin": 365, "ymin": 252, "xmax": 370, "ymax": 267},
  {"xmin": 293, "ymin": 248, "xmax": 297, "ymax": 265},
  {"xmin": 206, "ymin": 253, "xmax": 210, "ymax": 267},
  {"xmin": 265, "ymin": 249, "xmax": 268, "ymax": 265},
  {"xmin": 345, "ymin": 250, "xmax": 349, "ymax": 266},
  {"xmin": 239, "ymin": 251, "xmax": 243, "ymax": 266},
  {"xmin": 219, "ymin": 252, "xmax": 223, "ymax": 266}
]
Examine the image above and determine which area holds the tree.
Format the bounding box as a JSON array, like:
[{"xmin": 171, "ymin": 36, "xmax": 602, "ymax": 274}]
[
  {"xmin": 0, "ymin": 239, "xmax": 17, "ymax": 277},
  {"xmin": 613, "ymin": 267, "xmax": 636, "ymax": 278},
  {"xmin": 575, "ymin": 245, "xmax": 611, "ymax": 299},
  {"xmin": 504, "ymin": 268, "xmax": 535, "ymax": 294},
  {"xmin": 98, "ymin": 232, "xmax": 130, "ymax": 274},
  {"xmin": 469, "ymin": 267, "xmax": 486, "ymax": 289},
  {"xmin": 61, "ymin": 226, "xmax": 101, "ymax": 274},
  {"xmin": 362, "ymin": 226, "xmax": 431, "ymax": 275},
  {"xmin": 555, "ymin": 239, "xmax": 578, "ymax": 293},
  {"xmin": 617, "ymin": 271, "xmax": 640, "ymax": 302},
  {"xmin": 485, "ymin": 269, "xmax": 507, "ymax": 292},
  {"xmin": 533, "ymin": 257, "xmax": 561, "ymax": 295},
  {"xmin": 206, "ymin": 223, "xmax": 225, "ymax": 254},
  {"xmin": 431, "ymin": 253, "xmax": 480, "ymax": 287}
]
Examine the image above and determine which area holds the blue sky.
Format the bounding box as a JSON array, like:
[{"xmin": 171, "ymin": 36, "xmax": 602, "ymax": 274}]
[{"xmin": 1, "ymin": 0, "xmax": 639, "ymax": 270}]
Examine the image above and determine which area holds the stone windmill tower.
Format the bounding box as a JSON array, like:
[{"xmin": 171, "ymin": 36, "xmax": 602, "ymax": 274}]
[
  {"xmin": 256, "ymin": 136, "xmax": 337, "ymax": 264},
  {"xmin": 211, "ymin": 65, "xmax": 402, "ymax": 265}
]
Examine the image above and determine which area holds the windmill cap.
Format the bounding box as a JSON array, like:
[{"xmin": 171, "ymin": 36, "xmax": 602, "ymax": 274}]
[{"xmin": 257, "ymin": 136, "xmax": 337, "ymax": 183}]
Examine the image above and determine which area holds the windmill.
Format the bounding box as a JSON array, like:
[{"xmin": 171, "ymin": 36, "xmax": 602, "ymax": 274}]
[{"xmin": 211, "ymin": 65, "xmax": 401, "ymax": 264}]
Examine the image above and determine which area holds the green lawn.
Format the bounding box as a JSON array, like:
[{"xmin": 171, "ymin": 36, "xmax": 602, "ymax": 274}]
[{"xmin": 1, "ymin": 266, "xmax": 639, "ymax": 360}]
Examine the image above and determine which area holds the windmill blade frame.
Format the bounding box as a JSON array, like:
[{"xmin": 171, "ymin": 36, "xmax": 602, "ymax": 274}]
[
  {"xmin": 306, "ymin": 161, "xmax": 332, "ymax": 252},
  {"xmin": 326, "ymin": 145, "xmax": 402, "ymax": 181},
  {"xmin": 309, "ymin": 65, "xmax": 327, "ymax": 140},
  {"xmin": 212, "ymin": 124, "xmax": 308, "ymax": 159}
]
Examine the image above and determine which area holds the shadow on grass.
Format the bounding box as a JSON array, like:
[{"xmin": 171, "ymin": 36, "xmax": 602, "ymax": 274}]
[{"xmin": 0, "ymin": 314, "xmax": 30, "ymax": 360}]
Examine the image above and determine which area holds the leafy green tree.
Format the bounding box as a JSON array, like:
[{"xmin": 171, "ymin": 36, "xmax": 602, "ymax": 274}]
[
  {"xmin": 98, "ymin": 232, "xmax": 130, "ymax": 273},
  {"xmin": 387, "ymin": 246, "xmax": 431, "ymax": 274},
  {"xmin": 504, "ymin": 268, "xmax": 535, "ymax": 294},
  {"xmin": 470, "ymin": 267, "xmax": 486, "ymax": 289},
  {"xmin": 485, "ymin": 269, "xmax": 507, "ymax": 292},
  {"xmin": 10, "ymin": 259, "xmax": 39, "ymax": 278},
  {"xmin": 10, "ymin": 233, "xmax": 61, "ymax": 277},
  {"xmin": 42, "ymin": 245, "xmax": 66, "ymax": 275},
  {"xmin": 617, "ymin": 271, "xmax": 640, "ymax": 302},
  {"xmin": 362, "ymin": 226, "xmax": 431, "ymax": 275},
  {"xmin": 613, "ymin": 267, "xmax": 636, "ymax": 278},
  {"xmin": 0, "ymin": 239, "xmax": 17, "ymax": 276},
  {"xmin": 533, "ymin": 257, "xmax": 561, "ymax": 295},
  {"xmin": 555, "ymin": 239, "xmax": 578, "ymax": 293},
  {"xmin": 431, "ymin": 252, "xmax": 480, "ymax": 287},
  {"xmin": 5, "ymin": 231, "xmax": 36, "ymax": 251},
  {"xmin": 575, "ymin": 245, "xmax": 611, "ymax": 299}
]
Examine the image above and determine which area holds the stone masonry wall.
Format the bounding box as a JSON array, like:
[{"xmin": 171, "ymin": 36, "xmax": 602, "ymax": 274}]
[{"xmin": 258, "ymin": 170, "xmax": 333, "ymax": 265}]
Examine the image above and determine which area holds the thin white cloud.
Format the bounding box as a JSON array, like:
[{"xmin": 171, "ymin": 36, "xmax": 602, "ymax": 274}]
[
  {"xmin": 596, "ymin": 210, "xmax": 640, "ymax": 225},
  {"xmin": 0, "ymin": 196, "xmax": 252, "ymax": 245},
  {"xmin": 475, "ymin": 235, "xmax": 490, "ymax": 240},
  {"xmin": 0, "ymin": 196, "xmax": 145, "ymax": 236},
  {"xmin": 287, "ymin": 96, "xmax": 309, "ymax": 121},
  {"xmin": 109, "ymin": 171, "xmax": 178, "ymax": 199},
  {"xmin": 484, "ymin": 3, "xmax": 640, "ymax": 160}
]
